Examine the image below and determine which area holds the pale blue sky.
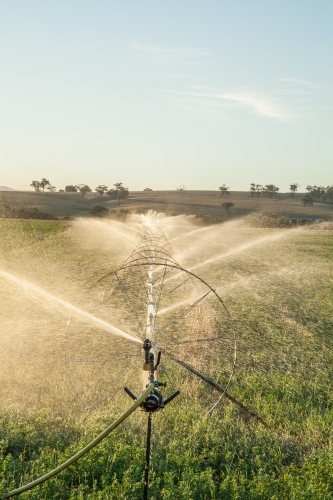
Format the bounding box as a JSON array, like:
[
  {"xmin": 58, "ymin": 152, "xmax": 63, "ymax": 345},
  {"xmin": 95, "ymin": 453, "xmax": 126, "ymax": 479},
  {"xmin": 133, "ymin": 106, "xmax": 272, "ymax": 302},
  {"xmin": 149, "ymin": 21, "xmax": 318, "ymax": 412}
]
[{"xmin": 0, "ymin": 1, "xmax": 332, "ymax": 192}]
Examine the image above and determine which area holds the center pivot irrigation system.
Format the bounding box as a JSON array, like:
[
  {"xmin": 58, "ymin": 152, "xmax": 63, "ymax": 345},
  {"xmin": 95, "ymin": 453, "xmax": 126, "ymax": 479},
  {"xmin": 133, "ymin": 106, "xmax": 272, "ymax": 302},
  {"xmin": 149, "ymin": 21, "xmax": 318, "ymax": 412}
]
[{"xmin": 4, "ymin": 224, "xmax": 266, "ymax": 499}]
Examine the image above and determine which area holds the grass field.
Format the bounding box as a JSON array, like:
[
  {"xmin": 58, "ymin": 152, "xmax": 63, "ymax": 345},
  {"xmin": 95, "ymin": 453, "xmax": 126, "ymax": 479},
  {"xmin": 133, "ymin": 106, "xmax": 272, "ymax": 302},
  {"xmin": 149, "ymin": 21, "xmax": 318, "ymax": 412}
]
[
  {"xmin": 0, "ymin": 215, "xmax": 333, "ymax": 498},
  {"xmin": 1, "ymin": 189, "xmax": 333, "ymax": 220}
]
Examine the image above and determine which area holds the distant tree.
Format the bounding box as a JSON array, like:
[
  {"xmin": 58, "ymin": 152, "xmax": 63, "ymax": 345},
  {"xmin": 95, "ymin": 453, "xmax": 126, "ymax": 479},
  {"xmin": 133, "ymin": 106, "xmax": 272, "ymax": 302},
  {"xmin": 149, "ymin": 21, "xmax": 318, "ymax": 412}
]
[
  {"xmin": 89, "ymin": 205, "xmax": 109, "ymax": 217},
  {"xmin": 322, "ymin": 186, "xmax": 333, "ymax": 202},
  {"xmin": 76, "ymin": 184, "xmax": 92, "ymax": 197},
  {"xmin": 30, "ymin": 180, "xmax": 41, "ymax": 191},
  {"xmin": 309, "ymin": 186, "xmax": 326, "ymax": 201},
  {"xmin": 219, "ymin": 184, "xmax": 230, "ymax": 197},
  {"xmin": 221, "ymin": 202, "xmax": 234, "ymax": 216},
  {"xmin": 95, "ymin": 185, "xmax": 108, "ymax": 196},
  {"xmin": 107, "ymin": 182, "xmax": 129, "ymax": 205},
  {"xmin": 176, "ymin": 184, "xmax": 186, "ymax": 195},
  {"xmin": 47, "ymin": 185, "xmax": 56, "ymax": 193},
  {"xmin": 301, "ymin": 194, "xmax": 314, "ymax": 206},
  {"xmin": 318, "ymin": 186, "xmax": 326, "ymax": 200},
  {"xmin": 250, "ymin": 183, "xmax": 263, "ymax": 197},
  {"xmin": 144, "ymin": 188, "xmax": 153, "ymax": 191},
  {"xmin": 65, "ymin": 185, "xmax": 77, "ymax": 192},
  {"xmin": 59, "ymin": 189, "xmax": 65, "ymax": 193},
  {"xmin": 290, "ymin": 183, "xmax": 300, "ymax": 198},
  {"xmin": 305, "ymin": 185, "xmax": 327, "ymax": 201},
  {"xmin": 40, "ymin": 178, "xmax": 51, "ymax": 192},
  {"xmin": 264, "ymin": 184, "xmax": 279, "ymax": 198},
  {"xmin": 256, "ymin": 184, "xmax": 263, "ymax": 196}
]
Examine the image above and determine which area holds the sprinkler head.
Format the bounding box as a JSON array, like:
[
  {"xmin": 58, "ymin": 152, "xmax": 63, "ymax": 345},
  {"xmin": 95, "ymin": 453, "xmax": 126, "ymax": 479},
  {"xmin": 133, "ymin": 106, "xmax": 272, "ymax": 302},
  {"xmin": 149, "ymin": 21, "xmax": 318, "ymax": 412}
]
[
  {"xmin": 141, "ymin": 388, "xmax": 164, "ymax": 413},
  {"xmin": 142, "ymin": 339, "xmax": 158, "ymax": 371}
]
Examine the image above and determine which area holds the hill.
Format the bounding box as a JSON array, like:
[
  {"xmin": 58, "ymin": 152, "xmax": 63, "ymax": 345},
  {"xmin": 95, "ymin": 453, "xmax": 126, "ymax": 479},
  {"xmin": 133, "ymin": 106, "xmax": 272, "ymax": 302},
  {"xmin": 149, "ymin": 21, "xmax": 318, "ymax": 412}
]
[
  {"xmin": 0, "ymin": 189, "xmax": 332, "ymax": 220},
  {"xmin": 0, "ymin": 186, "xmax": 14, "ymax": 191}
]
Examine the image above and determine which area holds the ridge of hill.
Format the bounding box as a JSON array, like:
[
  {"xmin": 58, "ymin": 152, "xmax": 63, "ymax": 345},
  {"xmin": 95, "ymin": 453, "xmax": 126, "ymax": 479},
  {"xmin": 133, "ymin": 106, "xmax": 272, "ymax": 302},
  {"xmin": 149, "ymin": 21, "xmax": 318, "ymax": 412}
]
[
  {"xmin": 0, "ymin": 186, "xmax": 14, "ymax": 191},
  {"xmin": 0, "ymin": 190, "xmax": 332, "ymax": 220}
]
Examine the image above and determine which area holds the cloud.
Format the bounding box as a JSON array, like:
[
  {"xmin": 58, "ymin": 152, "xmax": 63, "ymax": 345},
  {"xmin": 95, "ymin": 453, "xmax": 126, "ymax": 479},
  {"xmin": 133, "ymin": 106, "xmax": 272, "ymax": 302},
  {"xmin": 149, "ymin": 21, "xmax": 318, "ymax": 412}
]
[
  {"xmin": 161, "ymin": 89, "xmax": 289, "ymax": 120},
  {"xmin": 220, "ymin": 92, "xmax": 288, "ymax": 119}
]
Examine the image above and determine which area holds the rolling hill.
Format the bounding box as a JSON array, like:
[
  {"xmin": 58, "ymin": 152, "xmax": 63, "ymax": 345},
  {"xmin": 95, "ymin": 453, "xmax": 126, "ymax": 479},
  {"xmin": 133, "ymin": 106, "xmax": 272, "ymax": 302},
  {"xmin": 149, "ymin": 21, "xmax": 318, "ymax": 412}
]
[{"xmin": 0, "ymin": 189, "xmax": 332, "ymax": 220}]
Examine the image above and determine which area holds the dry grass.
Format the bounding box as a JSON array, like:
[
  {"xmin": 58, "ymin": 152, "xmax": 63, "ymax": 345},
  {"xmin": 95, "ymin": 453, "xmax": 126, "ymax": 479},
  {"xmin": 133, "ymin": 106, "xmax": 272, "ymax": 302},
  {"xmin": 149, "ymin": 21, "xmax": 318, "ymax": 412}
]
[{"xmin": 1, "ymin": 189, "xmax": 333, "ymax": 220}]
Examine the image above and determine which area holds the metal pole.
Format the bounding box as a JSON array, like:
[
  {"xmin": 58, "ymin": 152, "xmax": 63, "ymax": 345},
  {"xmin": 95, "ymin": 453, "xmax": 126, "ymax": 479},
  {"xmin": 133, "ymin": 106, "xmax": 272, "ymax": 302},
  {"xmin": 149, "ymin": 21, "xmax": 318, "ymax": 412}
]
[{"xmin": 143, "ymin": 414, "xmax": 152, "ymax": 500}]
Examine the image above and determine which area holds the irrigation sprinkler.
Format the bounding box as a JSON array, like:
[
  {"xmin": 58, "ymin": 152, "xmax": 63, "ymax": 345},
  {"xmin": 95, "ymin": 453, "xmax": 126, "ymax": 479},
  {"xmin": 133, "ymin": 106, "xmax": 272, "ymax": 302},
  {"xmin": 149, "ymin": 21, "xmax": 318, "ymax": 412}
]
[
  {"xmin": 124, "ymin": 337, "xmax": 180, "ymax": 500},
  {"xmin": 4, "ymin": 223, "xmax": 266, "ymax": 498},
  {"xmin": 122, "ymin": 240, "xmax": 181, "ymax": 499},
  {"xmin": 63, "ymin": 224, "xmax": 265, "ymax": 498}
]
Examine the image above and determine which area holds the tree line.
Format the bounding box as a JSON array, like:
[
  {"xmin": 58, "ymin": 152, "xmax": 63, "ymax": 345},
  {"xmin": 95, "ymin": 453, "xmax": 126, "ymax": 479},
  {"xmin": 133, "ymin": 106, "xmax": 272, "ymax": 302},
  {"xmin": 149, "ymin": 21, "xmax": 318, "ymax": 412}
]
[
  {"xmin": 219, "ymin": 183, "xmax": 281, "ymax": 198},
  {"xmin": 249, "ymin": 183, "xmax": 280, "ymax": 197},
  {"xmin": 220, "ymin": 183, "xmax": 282, "ymax": 198},
  {"xmin": 30, "ymin": 178, "xmax": 56, "ymax": 192},
  {"xmin": 219, "ymin": 182, "xmax": 332, "ymax": 205},
  {"xmin": 29, "ymin": 178, "xmax": 332, "ymax": 207},
  {"xmin": 302, "ymin": 185, "xmax": 333, "ymax": 205},
  {"xmin": 30, "ymin": 179, "xmax": 129, "ymax": 205}
]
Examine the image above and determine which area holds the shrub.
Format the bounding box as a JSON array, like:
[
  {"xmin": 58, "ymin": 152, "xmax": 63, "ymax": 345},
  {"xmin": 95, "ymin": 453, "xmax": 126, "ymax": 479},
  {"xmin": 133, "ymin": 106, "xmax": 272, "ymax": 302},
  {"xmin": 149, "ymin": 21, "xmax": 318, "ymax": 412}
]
[
  {"xmin": 65, "ymin": 185, "xmax": 77, "ymax": 192},
  {"xmin": 109, "ymin": 209, "xmax": 130, "ymax": 221},
  {"xmin": 244, "ymin": 211, "xmax": 290, "ymax": 228},
  {"xmin": 89, "ymin": 206, "xmax": 109, "ymax": 218},
  {"xmin": 0, "ymin": 204, "xmax": 58, "ymax": 220}
]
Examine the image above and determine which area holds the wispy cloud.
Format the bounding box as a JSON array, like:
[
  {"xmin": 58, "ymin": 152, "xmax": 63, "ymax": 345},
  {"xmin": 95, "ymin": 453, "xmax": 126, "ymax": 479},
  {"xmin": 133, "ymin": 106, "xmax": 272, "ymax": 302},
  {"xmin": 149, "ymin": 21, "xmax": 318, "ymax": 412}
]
[
  {"xmin": 220, "ymin": 92, "xmax": 288, "ymax": 119},
  {"xmin": 161, "ymin": 89, "xmax": 289, "ymax": 120}
]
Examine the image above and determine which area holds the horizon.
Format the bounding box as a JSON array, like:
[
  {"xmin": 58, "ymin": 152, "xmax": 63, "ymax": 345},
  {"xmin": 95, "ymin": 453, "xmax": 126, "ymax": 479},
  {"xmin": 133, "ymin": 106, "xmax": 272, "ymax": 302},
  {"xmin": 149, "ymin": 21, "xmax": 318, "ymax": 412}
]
[{"xmin": 0, "ymin": 185, "xmax": 325, "ymax": 195}]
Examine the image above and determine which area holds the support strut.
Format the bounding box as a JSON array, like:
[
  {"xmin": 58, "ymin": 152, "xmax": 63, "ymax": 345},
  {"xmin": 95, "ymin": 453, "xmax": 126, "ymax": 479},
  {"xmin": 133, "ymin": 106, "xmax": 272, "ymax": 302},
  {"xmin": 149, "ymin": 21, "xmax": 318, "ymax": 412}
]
[
  {"xmin": 143, "ymin": 414, "xmax": 152, "ymax": 500},
  {"xmin": 165, "ymin": 352, "xmax": 268, "ymax": 427}
]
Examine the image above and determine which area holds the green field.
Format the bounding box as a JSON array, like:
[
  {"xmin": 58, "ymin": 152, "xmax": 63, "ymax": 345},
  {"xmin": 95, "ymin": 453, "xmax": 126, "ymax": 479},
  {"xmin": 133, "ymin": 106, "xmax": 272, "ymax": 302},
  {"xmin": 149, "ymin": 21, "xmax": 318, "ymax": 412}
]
[{"xmin": 0, "ymin": 216, "xmax": 333, "ymax": 499}]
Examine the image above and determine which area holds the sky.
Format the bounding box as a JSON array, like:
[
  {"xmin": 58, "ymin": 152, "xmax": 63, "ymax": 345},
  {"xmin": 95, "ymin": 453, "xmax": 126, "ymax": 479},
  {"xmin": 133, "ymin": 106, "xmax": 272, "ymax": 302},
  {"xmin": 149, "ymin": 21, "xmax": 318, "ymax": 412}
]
[{"xmin": 0, "ymin": 1, "xmax": 332, "ymax": 192}]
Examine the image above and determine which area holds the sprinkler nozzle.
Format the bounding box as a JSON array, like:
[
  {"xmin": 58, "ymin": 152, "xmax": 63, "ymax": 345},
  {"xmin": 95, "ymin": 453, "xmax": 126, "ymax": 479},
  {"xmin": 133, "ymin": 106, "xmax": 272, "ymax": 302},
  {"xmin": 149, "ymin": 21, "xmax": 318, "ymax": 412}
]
[{"xmin": 141, "ymin": 388, "xmax": 164, "ymax": 413}]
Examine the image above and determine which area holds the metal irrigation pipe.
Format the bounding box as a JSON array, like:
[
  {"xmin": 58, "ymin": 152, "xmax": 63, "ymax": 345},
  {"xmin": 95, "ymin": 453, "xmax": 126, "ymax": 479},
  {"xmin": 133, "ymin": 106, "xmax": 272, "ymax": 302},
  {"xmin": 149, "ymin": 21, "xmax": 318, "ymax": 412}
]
[
  {"xmin": 3, "ymin": 383, "xmax": 155, "ymax": 499},
  {"xmin": 164, "ymin": 352, "xmax": 268, "ymax": 427}
]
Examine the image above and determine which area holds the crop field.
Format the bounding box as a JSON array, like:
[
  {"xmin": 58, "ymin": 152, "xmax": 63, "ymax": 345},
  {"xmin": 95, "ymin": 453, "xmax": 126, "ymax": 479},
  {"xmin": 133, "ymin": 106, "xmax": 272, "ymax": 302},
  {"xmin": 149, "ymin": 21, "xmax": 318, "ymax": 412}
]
[{"xmin": 0, "ymin": 214, "xmax": 333, "ymax": 499}]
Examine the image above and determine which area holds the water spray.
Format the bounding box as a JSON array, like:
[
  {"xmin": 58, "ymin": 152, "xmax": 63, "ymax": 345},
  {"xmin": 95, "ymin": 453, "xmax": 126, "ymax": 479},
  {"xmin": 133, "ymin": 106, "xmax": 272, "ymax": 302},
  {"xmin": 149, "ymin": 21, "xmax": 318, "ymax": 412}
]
[{"xmin": 3, "ymin": 219, "xmax": 267, "ymax": 499}]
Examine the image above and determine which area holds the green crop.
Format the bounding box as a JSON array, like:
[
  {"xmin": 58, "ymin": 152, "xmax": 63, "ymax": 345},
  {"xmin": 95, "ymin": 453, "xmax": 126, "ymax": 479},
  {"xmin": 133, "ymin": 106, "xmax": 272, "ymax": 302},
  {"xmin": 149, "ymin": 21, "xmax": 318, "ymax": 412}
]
[{"xmin": 0, "ymin": 219, "xmax": 332, "ymax": 498}]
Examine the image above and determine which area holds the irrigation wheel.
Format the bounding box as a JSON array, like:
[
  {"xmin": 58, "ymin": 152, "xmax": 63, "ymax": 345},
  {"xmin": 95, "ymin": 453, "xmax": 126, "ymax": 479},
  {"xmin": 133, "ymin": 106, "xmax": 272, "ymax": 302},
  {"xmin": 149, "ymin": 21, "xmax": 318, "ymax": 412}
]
[{"xmin": 65, "ymin": 225, "xmax": 236, "ymax": 412}]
